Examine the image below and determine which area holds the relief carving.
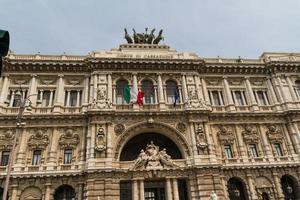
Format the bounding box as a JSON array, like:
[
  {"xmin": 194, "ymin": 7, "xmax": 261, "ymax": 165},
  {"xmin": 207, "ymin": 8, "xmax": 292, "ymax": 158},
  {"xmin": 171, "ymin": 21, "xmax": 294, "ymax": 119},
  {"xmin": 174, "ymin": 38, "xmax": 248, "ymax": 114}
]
[
  {"xmin": 58, "ymin": 128, "xmax": 80, "ymax": 148},
  {"xmin": 131, "ymin": 141, "xmax": 179, "ymax": 170},
  {"xmin": 185, "ymin": 89, "xmax": 209, "ymax": 109},
  {"xmin": 95, "ymin": 125, "xmax": 106, "ymax": 152},
  {"xmin": 93, "ymin": 87, "xmax": 112, "ymax": 109},
  {"xmin": 217, "ymin": 125, "xmax": 235, "ymax": 144},
  {"xmin": 266, "ymin": 125, "xmax": 284, "ymax": 143},
  {"xmin": 176, "ymin": 123, "xmax": 186, "ymax": 133},
  {"xmin": 242, "ymin": 125, "xmax": 259, "ymax": 144},
  {"xmin": 27, "ymin": 129, "xmax": 49, "ymax": 150},
  {"xmin": 114, "ymin": 124, "xmax": 125, "ymax": 135},
  {"xmin": 0, "ymin": 129, "xmax": 15, "ymax": 150},
  {"xmin": 195, "ymin": 124, "xmax": 209, "ymax": 154}
]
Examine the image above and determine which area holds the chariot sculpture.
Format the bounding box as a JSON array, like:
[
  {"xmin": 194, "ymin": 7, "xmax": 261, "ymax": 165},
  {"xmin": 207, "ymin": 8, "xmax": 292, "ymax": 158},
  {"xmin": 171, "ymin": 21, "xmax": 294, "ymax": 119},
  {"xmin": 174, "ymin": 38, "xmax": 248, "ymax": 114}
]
[{"xmin": 124, "ymin": 28, "xmax": 164, "ymax": 44}]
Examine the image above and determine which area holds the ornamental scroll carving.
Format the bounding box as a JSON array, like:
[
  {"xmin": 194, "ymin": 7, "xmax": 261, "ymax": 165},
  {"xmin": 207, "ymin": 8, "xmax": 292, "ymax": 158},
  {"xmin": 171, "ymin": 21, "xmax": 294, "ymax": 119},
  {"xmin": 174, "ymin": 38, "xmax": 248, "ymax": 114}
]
[
  {"xmin": 266, "ymin": 125, "xmax": 284, "ymax": 143},
  {"xmin": 195, "ymin": 124, "xmax": 209, "ymax": 154},
  {"xmin": 58, "ymin": 128, "xmax": 80, "ymax": 149},
  {"xmin": 27, "ymin": 129, "xmax": 49, "ymax": 150},
  {"xmin": 176, "ymin": 123, "xmax": 186, "ymax": 133},
  {"xmin": 242, "ymin": 125, "xmax": 259, "ymax": 144},
  {"xmin": 0, "ymin": 129, "xmax": 15, "ymax": 150},
  {"xmin": 114, "ymin": 124, "xmax": 125, "ymax": 135},
  {"xmin": 217, "ymin": 125, "xmax": 235, "ymax": 144},
  {"xmin": 131, "ymin": 141, "xmax": 179, "ymax": 170},
  {"xmin": 185, "ymin": 89, "xmax": 209, "ymax": 110},
  {"xmin": 95, "ymin": 125, "xmax": 106, "ymax": 152}
]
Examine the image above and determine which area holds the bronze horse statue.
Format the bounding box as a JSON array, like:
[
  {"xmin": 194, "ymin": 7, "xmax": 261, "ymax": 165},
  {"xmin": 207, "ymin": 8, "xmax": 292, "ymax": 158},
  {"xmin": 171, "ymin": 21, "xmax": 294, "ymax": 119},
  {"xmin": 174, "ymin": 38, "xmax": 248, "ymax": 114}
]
[
  {"xmin": 124, "ymin": 28, "xmax": 133, "ymax": 44},
  {"xmin": 153, "ymin": 29, "xmax": 164, "ymax": 44},
  {"xmin": 147, "ymin": 28, "xmax": 156, "ymax": 44}
]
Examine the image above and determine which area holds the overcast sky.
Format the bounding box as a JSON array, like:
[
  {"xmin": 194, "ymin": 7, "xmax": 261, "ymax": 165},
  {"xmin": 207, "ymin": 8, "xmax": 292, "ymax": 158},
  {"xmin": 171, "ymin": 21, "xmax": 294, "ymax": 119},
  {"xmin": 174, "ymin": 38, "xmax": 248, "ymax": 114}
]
[{"xmin": 1, "ymin": 0, "xmax": 300, "ymax": 58}]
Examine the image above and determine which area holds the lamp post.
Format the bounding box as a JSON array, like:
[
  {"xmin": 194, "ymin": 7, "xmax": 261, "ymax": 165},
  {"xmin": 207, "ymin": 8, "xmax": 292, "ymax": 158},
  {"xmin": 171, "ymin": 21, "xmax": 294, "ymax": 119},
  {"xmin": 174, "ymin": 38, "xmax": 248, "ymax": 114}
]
[{"xmin": 2, "ymin": 91, "xmax": 37, "ymax": 200}]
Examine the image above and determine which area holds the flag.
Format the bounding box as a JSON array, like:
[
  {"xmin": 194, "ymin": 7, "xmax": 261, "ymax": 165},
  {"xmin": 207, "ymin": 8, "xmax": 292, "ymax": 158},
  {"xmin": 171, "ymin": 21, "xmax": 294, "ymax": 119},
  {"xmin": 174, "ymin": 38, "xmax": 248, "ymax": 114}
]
[
  {"xmin": 137, "ymin": 90, "xmax": 144, "ymax": 106},
  {"xmin": 173, "ymin": 89, "xmax": 179, "ymax": 107},
  {"xmin": 123, "ymin": 85, "xmax": 131, "ymax": 103},
  {"xmin": 130, "ymin": 87, "xmax": 138, "ymax": 103}
]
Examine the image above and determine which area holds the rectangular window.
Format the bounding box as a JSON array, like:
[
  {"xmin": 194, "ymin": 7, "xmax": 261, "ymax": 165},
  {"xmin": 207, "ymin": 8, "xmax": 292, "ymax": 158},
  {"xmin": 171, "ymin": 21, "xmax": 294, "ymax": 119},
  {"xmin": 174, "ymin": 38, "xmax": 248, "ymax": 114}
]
[
  {"xmin": 6, "ymin": 90, "xmax": 28, "ymax": 107},
  {"xmin": 249, "ymin": 144, "xmax": 259, "ymax": 157},
  {"xmin": 38, "ymin": 90, "xmax": 55, "ymax": 107},
  {"xmin": 0, "ymin": 151, "xmax": 10, "ymax": 166},
  {"xmin": 231, "ymin": 90, "xmax": 248, "ymax": 106},
  {"xmin": 64, "ymin": 90, "xmax": 82, "ymax": 107},
  {"xmin": 32, "ymin": 150, "xmax": 42, "ymax": 165},
  {"xmin": 254, "ymin": 90, "xmax": 270, "ymax": 105},
  {"xmin": 120, "ymin": 181, "xmax": 132, "ymax": 200},
  {"xmin": 209, "ymin": 90, "xmax": 224, "ymax": 106},
  {"xmin": 224, "ymin": 145, "xmax": 234, "ymax": 158},
  {"xmin": 295, "ymin": 87, "xmax": 300, "ymax": 99},
  {"xmin": 273, "ymin": 143, "xmax": 284, "ymax": 156},
  {"xmin": 64, "ymin": 149, "xmax": 73, "ymax": 164}
]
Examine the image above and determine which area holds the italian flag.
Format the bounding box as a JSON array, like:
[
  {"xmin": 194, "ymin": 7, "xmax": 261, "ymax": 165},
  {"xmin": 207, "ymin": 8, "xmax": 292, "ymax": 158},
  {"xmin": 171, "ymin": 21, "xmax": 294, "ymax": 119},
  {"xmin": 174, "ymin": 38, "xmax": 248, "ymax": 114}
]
[{"xmin": 124, "ymin": 85, "xmax": 144, "ymax": 106}]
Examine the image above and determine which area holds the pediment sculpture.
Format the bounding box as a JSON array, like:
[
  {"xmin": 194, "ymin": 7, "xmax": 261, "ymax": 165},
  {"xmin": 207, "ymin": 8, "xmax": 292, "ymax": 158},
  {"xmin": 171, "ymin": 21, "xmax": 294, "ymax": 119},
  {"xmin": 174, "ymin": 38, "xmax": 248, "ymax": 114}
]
[
  {"xmin": 217, "ymin": 125, "xmax": 235, "ymax": 144},
  {"xmin": 242, "ymin": 125, "xmax": 259, "ymax": 144},
  {"xmin": 58, "ymin": 128, "xmax": 80, "ymax": 148},
  {"xmin": 27, "ymin": 129, "xmax": 49, "ymax": 150},
  {"xmin": 0, "ymin": 129, "xmax": 15, "ymax": 150},
  {"xmin": 131, "ymin": 141, "xmax": 179, "ymax": 170},
  {"xmin": 185, "ymin": 89, "xmax": 209, "ymax": 110},
  {"xmin": 266, "ymin": 125, "xmax": 284, "ymax": 143}
]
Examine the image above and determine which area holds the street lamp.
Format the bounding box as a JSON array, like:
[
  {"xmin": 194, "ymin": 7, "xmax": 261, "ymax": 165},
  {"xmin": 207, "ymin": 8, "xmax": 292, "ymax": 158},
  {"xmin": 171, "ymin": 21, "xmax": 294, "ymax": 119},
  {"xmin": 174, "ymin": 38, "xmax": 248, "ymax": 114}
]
[
  {"xmin": 0, "ymin": 29, "xmax": 10, "ymax": 76},
  {"xmin": 2, "ymin": 92, "xmax": 37, "ymax": 200}
]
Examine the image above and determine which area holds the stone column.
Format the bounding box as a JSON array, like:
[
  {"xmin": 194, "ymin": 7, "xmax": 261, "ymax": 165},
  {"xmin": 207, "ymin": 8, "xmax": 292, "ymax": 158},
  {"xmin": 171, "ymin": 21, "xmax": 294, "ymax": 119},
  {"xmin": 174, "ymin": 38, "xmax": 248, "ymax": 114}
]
[
  {"xmin": 194, "ymin": 75, "xmax": 202, "ymax": 100},
  {"xmin": 28, "ymin": 74, "xmax": 38, "ymax": 106},
  {"xmin": 223, "ymin": 76, "xmax": 235, "ymax": 111},
  {"xmin": 54, "ymin": 74, "xmax": 65, "ymax": 106},
  {"xmin": 200, "ymin": 77, "xmax": 210, "ymax": 105},
  {"xmin": 76, "ymin": 90, "xmax": 81, "ymax": 107},
  {"xmin": 181, "ymin": 74, "xmax": 188, "ymax": 102},
  {"xmin": 107, "ymin": 73, "xmax": 112, "ymax": 103},
  {"xmin": 49, "ymin": 90, "xmax": 54, "ymax": 106},
  {"xmin": 132, "ymin": 73, "xmax": 139, "ymax": 110},
  {"xmin": 189, "ymin": 122, "xmax": 198, "ymax": 157},
  {"xmin": 246, "ymin": 173, "xmax": 258, "ymax": 200},
  {"xmin": 266, "ymin": 78, "xmax": 279, "ymax": 104},
  {"xmin": 139, "ymin": 180, "xmax": 144, "ymax": 200},
  {"xmin": 282, "ymin": 124, "xmax": 297, "ymax": 156},
  {"xmin": 286, "ymin": 122, "xmax": 300, "ymax": 154},
  {"xmin": 15, "ymin": 128, "xmax": 28, "ymax": 168},
  {"xmin": 234, "ymin": 126, "xmax": 247, "ymax": 160},
  {"xmin": 172, "ymin": 178, "xmax": 180, "ymax": 200},
  {"xmin": 48, "ymin": 128, "xmax": 59, "ymax": 169},
  {"xmin": 66, "ymin": 90, "xmax": 70, "ymax": 106},
  {"xmin": 154, "ymin": 87, "xmax": 158, "ymax": 104},
  {"xmin": 166, "ymin": 178, "xmax": 172, "ymax": 200},
  {"xmin": 90, "ymin": 124, "xmax": 96, "ymax": 159},
  {"xmin": 11, "ymin": 184, "xmax": 18, "ymax": 200},
  {"xmin": 44, "ymin": 183, "xmax": 52, "ymax": 200},
  {"xmin": 93, "ymin": 73, "xmax": 98, "ymax": 101},
  {"xmin": 132, "ymin": 180, "xmax": 139, "ymax": 200},
  {"xmin": 258, "ymin": 125, "xmax": 272, "ymax": 160},
  {"xmin": 9, "ymin": 90, "xmax": 15, "ymax": 107},
  {"xmin": 77, "ymin": 183, "xmax": 84, "ymax": 200},
  {"xmin": 245, "ymin": 77, "xmax": 259, "ymax": 111},
  {"xmin": 0, "ymin": 75, "xmax": 9, "ymax": 105},
  {"xmin": 273, "ymin": 172, "xmax": 285, "ymax": 200},
  {"xmin": 106, "ymin": 123, "xmax": 113, "ymax": 158},
  {"xmin": 286, "ymin": 75, "xmax": 297, "ymax": 101},
  {"xmin": 203, "ymin": 122, "xmax": 216, "ymax": 162},
  {"xmin": 276, "ymin": 76, "xmax": 287, "ymax": 103},
  {"xmin": 83, "ymin": 75, "xmax": 89, "ymax": 107},
  {"xmin": 157, "ymin": 73, "xmax": 165, "ymax": 103}
]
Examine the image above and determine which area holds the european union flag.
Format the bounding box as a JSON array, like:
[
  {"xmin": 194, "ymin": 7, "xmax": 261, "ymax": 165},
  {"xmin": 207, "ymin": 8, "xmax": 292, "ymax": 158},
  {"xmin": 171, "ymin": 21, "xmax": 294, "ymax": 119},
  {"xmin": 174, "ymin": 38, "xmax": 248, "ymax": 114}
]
[{"xmin": 173, "ymin": 89, "xmax": 179, "ymax": 107}]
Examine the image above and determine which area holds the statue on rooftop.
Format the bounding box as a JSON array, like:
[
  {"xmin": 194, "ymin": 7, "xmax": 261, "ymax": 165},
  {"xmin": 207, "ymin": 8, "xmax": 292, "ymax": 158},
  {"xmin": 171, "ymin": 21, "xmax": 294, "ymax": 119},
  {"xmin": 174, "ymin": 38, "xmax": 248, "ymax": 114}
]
[{"xmin": 124, "ymin": 28, "xmax": 164, "ymax": 44}]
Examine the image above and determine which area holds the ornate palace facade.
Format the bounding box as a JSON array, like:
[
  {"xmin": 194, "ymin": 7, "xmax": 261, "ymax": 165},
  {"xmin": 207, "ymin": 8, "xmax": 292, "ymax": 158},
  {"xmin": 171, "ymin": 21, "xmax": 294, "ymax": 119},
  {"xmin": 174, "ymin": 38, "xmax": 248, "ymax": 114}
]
[{"xmin": 0, "ymin": 43, "xmax": 300, "ymax": 200}]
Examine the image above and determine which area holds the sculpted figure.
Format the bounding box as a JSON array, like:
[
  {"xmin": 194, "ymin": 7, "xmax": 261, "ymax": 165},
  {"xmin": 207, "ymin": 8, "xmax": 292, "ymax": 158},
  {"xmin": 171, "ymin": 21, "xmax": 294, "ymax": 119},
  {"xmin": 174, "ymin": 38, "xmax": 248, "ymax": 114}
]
[
  {"xmin": 153, "ymin": 29, "xmax": 164, "ymax": 44},
  {"xmin": 147, "ymin": 28, "xmax": 155, "ymax": 44},
  {"xmin": 132, "ymin": 29, "xmax": 139, "ymax": 43},
  {"xmin": 124, "ymin": 28, "xmax": 133, "ymax": 43},
  {"xmin": 210, "ymin": 191, "xmax": 218, "ymax": 200}
]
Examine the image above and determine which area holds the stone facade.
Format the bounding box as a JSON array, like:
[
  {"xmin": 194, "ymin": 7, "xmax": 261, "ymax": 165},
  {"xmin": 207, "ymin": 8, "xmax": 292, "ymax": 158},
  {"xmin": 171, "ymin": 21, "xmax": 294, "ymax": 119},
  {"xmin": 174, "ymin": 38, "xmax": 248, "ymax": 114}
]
[{"xmin": 0, "ymin": 44, "xmax": 300, "ymax": 200}]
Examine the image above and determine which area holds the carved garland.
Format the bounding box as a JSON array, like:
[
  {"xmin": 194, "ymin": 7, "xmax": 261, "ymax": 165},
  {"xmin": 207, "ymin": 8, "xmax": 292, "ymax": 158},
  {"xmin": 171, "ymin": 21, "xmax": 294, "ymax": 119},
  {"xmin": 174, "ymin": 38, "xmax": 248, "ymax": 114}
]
[
  {"xmin": 0, "ymin": 129, "xmax": 15, "ymax": 150},
  {"xmin": 217, "ymin": 125, "xmax": 235, "ymax": 144},
  {"xmin": 266, "ymin": 125, "xmax": 284, "ymax": 143},
  {"xmin": 242, "ymin": 125, "xmax": 260, "ymax": 144},
  {"xmin": 58, "ymin": 128, "xmax": 80, "ymax": 149},
  {"xmin": 27, "ymin": 129, "xmax": 49, "ymax": 150}
]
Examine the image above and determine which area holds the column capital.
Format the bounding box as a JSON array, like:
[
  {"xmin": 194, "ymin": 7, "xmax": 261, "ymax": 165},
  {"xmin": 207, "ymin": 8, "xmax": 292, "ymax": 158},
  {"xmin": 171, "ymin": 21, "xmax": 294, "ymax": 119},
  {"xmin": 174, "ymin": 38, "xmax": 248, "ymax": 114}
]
[
  {"xmin": 156, "ymin": 72, "xmax": 162, "ymax": 76},
  {"xmin": 30, "ymin": 74, "xmax": 37, "ymax": 78},
  {"xmin": 132, "ymin": 72, "xmax": 138, "ymax": 75},
  {"xmin": 58, "ymin": 74, "xmax": 64, "ymax": 78},
  {"xmin": 244, "ymin": 76, "xmax": 250, "ymax": 80},
  {"xmin": 222, "ymin": 75, "xmax": 228, "ymax": 79}
]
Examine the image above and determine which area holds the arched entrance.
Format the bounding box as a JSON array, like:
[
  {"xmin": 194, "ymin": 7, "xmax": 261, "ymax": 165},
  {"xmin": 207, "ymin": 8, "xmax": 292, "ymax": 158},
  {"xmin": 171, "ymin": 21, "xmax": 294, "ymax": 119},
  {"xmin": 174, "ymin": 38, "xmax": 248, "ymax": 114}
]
[
  {"xmin": 120, "ymin": 132, "xmax": 183, "ymax": 161},
  {"xmin": 20, "ymin": 187, "xmax": 42, "ymax": 200},
  {"xmin": 227, "ymin": 177, "xmax": 249, "ymax": 200},
  {"xmin": 281, "ymin": 175, "xmax": 300, "ymax": 200},
  {"xmin": 54, "ymin": 185, "xmax": 76, "ymax": 200}
]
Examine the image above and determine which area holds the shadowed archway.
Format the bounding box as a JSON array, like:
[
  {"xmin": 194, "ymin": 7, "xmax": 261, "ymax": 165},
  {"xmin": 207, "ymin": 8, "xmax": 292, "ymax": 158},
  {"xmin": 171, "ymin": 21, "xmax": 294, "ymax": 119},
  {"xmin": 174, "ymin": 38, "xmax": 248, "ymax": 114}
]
[{"xmin": 120, "ymin": 133, "xmax": 183, "ymax": 161}]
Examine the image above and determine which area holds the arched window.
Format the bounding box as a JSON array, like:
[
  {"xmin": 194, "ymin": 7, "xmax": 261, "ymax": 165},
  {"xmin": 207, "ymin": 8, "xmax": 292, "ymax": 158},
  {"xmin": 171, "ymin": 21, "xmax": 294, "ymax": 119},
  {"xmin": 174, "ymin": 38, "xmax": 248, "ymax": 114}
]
[
  {"xmin": 294, "ymin": 80, "xmax": 300, "ymax": 99},
  {"xmin": 54, "ymin": 185, "xmax": 76, "ymax": 200},
  {"xmin": 281, "ymin": 175, "xmax": 300, "ymax": 200},
  {"xmin": 116, "ymin": 80, "xmax": 129, "ymax": 104},
  {"xmin": 166, "ymin": 80, "xmax": 180, "ymax": 104},
  {"xmin": 141, "ymin": 80, "xmax": 155, "ymax": 104},
  {"xmin": 227, "ymin": 177, "xmax": 249, "ymax": 200}
]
